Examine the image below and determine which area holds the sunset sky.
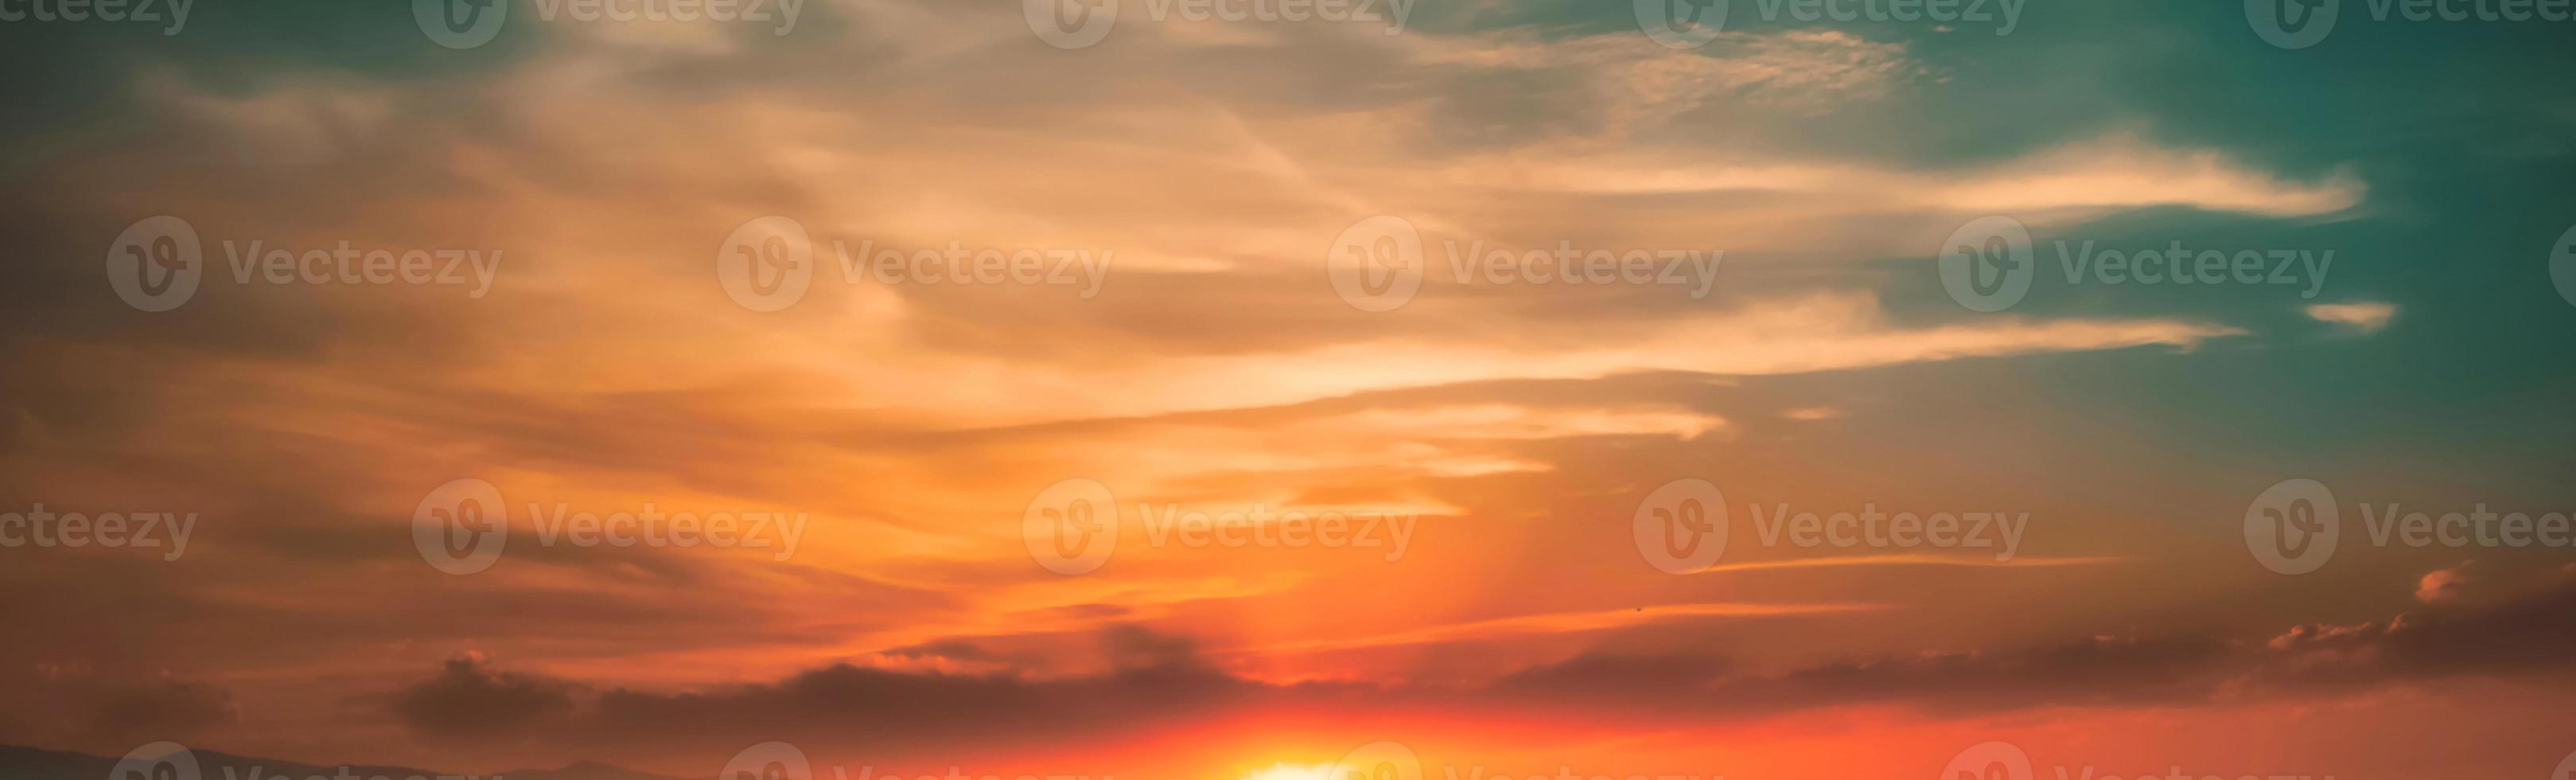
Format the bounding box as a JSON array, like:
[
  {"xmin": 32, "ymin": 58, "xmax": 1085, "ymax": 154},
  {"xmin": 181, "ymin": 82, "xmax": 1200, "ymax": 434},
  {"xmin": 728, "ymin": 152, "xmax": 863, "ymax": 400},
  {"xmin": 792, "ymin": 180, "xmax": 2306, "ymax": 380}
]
[{"xmin": 4, "ymin": 2, "xmax": 2576, "ymax": 780}]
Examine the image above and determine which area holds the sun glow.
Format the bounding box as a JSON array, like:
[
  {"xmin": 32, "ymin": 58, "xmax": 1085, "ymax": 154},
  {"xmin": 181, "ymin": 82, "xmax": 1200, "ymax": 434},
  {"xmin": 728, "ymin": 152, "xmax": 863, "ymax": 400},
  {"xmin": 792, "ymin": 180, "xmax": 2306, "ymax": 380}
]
[{"xmin": 1240, "ymin": 763, "xmax": 1337, "ymax": 780}]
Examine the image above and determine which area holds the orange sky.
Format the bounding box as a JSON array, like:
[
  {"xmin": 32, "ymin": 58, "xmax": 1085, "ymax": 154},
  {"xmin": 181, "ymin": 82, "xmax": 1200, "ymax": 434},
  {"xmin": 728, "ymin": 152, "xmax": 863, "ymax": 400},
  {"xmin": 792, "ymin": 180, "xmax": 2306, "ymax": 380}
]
[{"xmin": 6, "ymin": 2, "xmax": 2576, "ymax": 780}]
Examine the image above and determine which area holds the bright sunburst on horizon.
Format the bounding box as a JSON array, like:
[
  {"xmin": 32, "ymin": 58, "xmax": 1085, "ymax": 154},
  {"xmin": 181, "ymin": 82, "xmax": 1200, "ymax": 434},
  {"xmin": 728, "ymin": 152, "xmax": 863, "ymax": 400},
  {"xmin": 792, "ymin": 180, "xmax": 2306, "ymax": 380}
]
[{"xmin": 1239, "ymin": 762, "xmax": 1337, "ymax": 780}]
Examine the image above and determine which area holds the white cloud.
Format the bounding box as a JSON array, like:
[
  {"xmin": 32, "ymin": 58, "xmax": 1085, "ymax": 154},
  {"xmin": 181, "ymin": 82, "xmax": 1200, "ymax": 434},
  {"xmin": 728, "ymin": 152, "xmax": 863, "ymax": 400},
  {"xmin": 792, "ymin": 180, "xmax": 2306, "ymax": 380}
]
[{"xmin": 2306, "ymin": 301, "xmax": 2399, "ymax": 333}]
